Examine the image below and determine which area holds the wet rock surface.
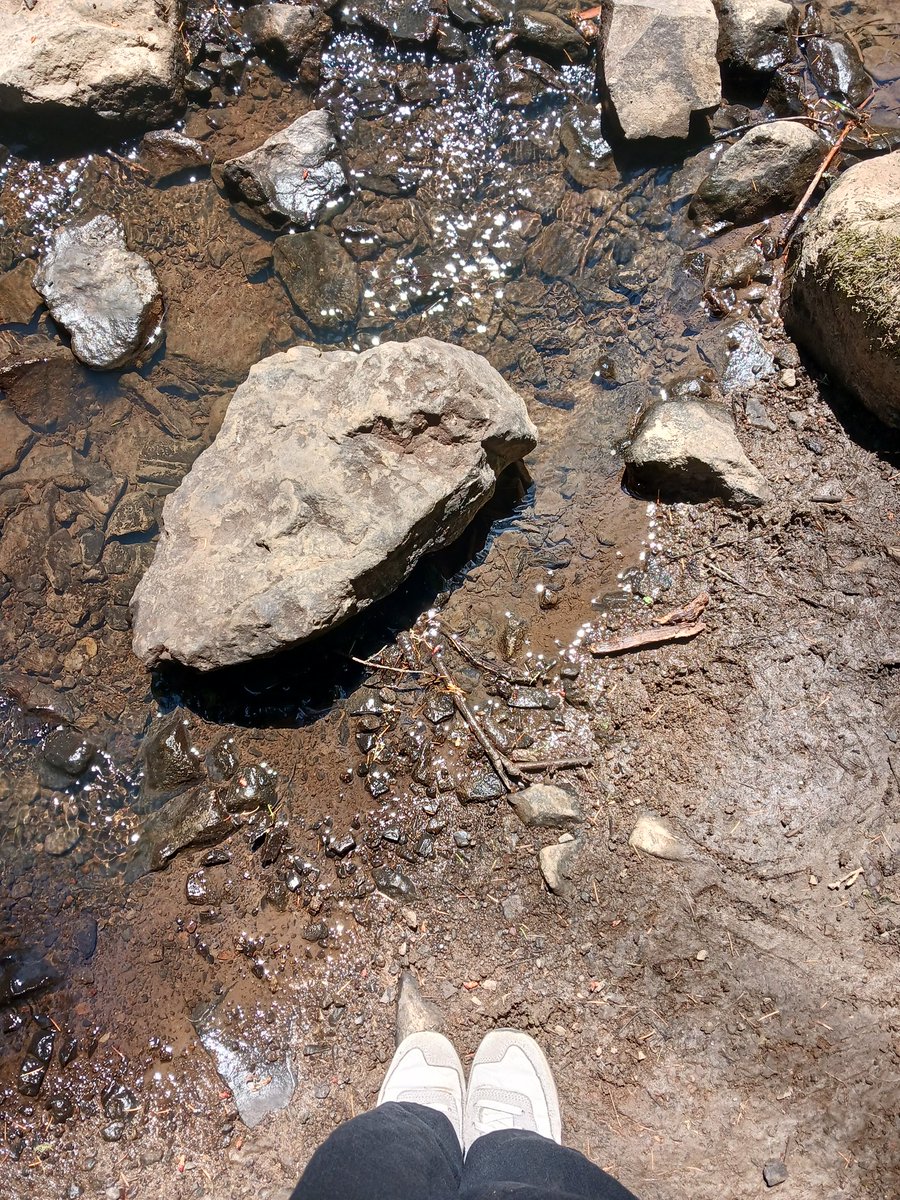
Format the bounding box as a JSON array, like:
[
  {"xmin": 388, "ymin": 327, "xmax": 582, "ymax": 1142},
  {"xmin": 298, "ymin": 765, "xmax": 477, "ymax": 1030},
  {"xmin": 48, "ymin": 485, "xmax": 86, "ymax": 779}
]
[
  {"xmin": 33, "ymin": 217, "xmax": 164, "ymax": 370},
  {"xmin": 139, "ymin": 130, "xmax": 212, "ymax": 183},
  {"xmin": 600, "ymin": 0, "xmax": 720, "ymax": 140},
  {"xmin": 625, "ymin": 398, "xmax": 771, "ymax": 506},
  {"xmin": 243, "ymin": 3, "xmax": 333, "ymax": 69},
  {"xmin": 690, "ymin": 121, "xmax": 825, "ymax": 226},
  {"xmin": 714, "ymin": 0, "xmax": 798, "ymax": 78},
  {"xmin": 131, "ymin": 338, "xmax": 538, "ymax": 669},
  {"xmin": 218, "ymin": 109, "xmax": 347, "ymax": 229},
  {"xmin": 784, "ymin": 150, "xmax": 900, "ymax": 428},
  {"xmin": 0, "ymin": 0, "xmax": 187, "ymax": 133},
  {"xmin": 274, "ymin": 230, "xmax": 361, "ymax": 327}
]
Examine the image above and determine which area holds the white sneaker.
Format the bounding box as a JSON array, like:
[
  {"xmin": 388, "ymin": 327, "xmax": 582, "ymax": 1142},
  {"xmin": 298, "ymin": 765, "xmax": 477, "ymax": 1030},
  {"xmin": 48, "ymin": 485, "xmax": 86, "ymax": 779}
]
[
  {"xmin": 463, "ymin": 1030, "xmax": 562, "ymax": 1152},
  {"xmin": 377, "ymin": 1031, "xmax": 466, "ymax": 1148}
]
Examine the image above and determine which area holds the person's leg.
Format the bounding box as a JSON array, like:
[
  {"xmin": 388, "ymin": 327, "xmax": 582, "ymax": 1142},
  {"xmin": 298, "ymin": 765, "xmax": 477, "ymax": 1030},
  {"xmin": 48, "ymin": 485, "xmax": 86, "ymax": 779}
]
[
  {"xmin": 291, "ymin": 1100, "xmax": 462, "ymax": 1200},
  {"xmin": 461, "ymin": 1129, "xmax": 639, "ymax": 1200},
  {"xmin": 461, "ymin": 1030, "xmax": 639, "ymax": 1200},
  {"xmin": 291, "ymin": 1030, "xmax": 466, "ymax": 1200}
]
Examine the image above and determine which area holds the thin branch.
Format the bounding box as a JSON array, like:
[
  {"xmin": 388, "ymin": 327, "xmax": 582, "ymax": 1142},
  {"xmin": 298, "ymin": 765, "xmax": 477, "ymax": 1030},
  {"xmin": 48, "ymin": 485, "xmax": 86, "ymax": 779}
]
[{"xmin": 587, "ymin": 620, "xmax": 706, "ymax": 656}]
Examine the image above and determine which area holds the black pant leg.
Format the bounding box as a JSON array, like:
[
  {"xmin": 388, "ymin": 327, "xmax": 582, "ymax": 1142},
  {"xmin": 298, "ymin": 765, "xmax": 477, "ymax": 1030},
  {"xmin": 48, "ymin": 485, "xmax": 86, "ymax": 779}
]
[
  {"xmin": 291, "ymin": 1101, "xmax": 463, "ymax": 1200},
  {"xmin": 460, "ymin": 1129, "xmax": 639, "ymax": 1200}
]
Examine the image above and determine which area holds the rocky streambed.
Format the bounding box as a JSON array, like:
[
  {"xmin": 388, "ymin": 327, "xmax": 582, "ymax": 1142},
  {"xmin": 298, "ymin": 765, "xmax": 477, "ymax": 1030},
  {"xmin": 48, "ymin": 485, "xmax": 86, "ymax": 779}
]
[{"xmin": 1, "ymin": 1, "xmax": 899, "ymax": 1198}]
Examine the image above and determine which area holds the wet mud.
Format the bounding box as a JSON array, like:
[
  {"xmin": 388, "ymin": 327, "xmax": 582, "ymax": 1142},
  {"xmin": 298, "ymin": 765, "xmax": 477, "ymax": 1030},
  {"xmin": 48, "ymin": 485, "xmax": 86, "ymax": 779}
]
[{"xmin": 1, "ymin": 1, "xmax": 899, "ymax": 1197}]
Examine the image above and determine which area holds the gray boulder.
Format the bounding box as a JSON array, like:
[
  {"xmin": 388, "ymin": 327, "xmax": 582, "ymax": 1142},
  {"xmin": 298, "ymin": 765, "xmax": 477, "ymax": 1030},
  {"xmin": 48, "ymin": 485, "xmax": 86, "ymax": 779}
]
[
  {"xmin": 625, "ymin": 398, "xmax": 771, "ymax": 507},
  {"xmin": 600, "ymin": 0, "xmax": 720, "ymax": 141},
  {"xmin": 715, "ymin": 0, "xmax": 798, "ymax": 78},
  {"xmin": 274, "ymin": 231, "xmax": 361, "ymax": 330},
  {"xmin": 0, "ymin": 0, "xmax": 186, "ymax": 131},
  {"xmin": 242, "ymin": 4, "xmax": 332, "ymax": 68},
  {"xmin": 33, "ymin": 217, "xmax": 163, "ymax": 371},
  {"xmin": 218, "ymin": 110, "xmax": 347, "ymax": 230},
  {"xmin": 131, "ymin": 338, "xmax": 538, "ymax": 670},
  {"xmin": 690, "ymin": 121, "xmax": 824, "ymax": 226},
  {"xmin": 783, "ymin": 151, "xmax": 900, "ymax": 428}
]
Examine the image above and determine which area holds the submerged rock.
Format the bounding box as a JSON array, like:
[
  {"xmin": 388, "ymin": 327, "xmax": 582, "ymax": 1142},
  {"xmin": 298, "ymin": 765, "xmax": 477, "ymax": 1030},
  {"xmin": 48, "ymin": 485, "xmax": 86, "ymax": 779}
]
[
  {"xmin": 33, "ymin": 217, "xmax": 163, "ymax": 371},
  {"xmin": 131, "ymin": 338, "xmax": 537, "ymax": 670},
  {"xmin": 783, "ymin": 151, "xmax": 900, "ymax": 428},
  {"xmin": 0, "ymin": 0, "xmax": 187, "ymax": 132},
  {"xmin": 273, "ymin": 231, "xmax": 361, "ymax": 329},
  {"xmin": 0, "ymin": 950, "xmax": 57, "ymax": 1005},
  {"xmin": 242, "ymin": 3, "xmax": 332, "ymax": 68},
  {"xmin": 625, "ymin": 398, "xmax": 771, "ymax": 507},
  {"xmin": 218, "ymin": 110, "xmax": 347, "ymax": 230},
  {"xmin": 194, "ymin": 998, "xmax": 295, "ymax": 1128},
  {"xmin": 144, "ymin": 787, "xmax": 233, "ymax": 870},
  {"xmin": 690, "ymin": 121, "xmax": 824, "ymax": 227},
  {"xmin": 715, "ymin": 0, "xmax": 797, "ymax": 78},
  {"xmin": 0, "ymin": 260, "xmax": 41, "ymax": 325},
  {"xmin": 600, "ymin": 0, "xmax": 720, "ymax": 140},
  {"xmin": 511, "ymin": 10, "xmax": 590, "ymax": 63},
  {"xmin": 139, "ymin": 130, "xmax": 211, "ymax": 183}
]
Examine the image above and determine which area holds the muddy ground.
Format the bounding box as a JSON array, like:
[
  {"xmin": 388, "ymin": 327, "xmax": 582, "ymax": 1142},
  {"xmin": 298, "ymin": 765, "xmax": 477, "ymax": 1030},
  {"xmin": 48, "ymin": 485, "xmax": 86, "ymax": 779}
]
[{"xmin": 1, "ymin": 1, "xmax": 900, "ymax": 1198}]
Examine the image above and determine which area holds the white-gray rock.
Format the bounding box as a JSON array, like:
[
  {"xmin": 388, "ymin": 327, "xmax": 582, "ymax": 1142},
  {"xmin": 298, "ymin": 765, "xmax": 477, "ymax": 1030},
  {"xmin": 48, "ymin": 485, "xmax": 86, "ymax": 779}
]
[
  {"xmin": 629, "ymin": 815, "xmax": 692, "ymax": 860},
  {"xmin": 509, "ymin": 784, "xmax": 582, "ymax": 829},
  {"xmin": 131, "ymin": 338, "xmax": 538, "ymax": 670},
  {"xmin": 218, "ymin": 109, "xmax": 347, "ymax": 230},
  {"xmin": 783, "ymin": 151, "xmax": 900, "ymax": 429},
  {"xmin": 600, "ymin": 0, "xmax": 720, "ymax": 140},
  {"xmin": 625, "ymin": 398, "xmax": 771, "ymax": 507},
  {"xmin": 539, "ymin": 837, "xmax": 578, "ymax": 897},
  {"xmin": 33, "ymin": 217, "xmax": 163, "ymax": 371},
  {"xmin": 0, "ymin": 0, "xmax": 186, "ymax": 131},
  {"xmin": 396, "ymin": 969, "xmax": 445, "ymax": 1043}
]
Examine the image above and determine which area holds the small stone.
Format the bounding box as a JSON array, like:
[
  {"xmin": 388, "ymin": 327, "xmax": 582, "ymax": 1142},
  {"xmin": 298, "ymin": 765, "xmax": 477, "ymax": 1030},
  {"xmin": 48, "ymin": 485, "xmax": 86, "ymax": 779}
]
[
  {"xmin": 44, "ymin": 825, "xmax": 81, "ymax": 856},
  {"xmin": 696, "ymin": 949, "xmax": 708, "ymax": 961},
  {"xmin": 374, "ymin": 867, "xmax": 415, "ymax": 901},
  {"xmin": 453, "ymin": 830, "xmax": 473, "ymax": 848},
  {"xmin": 780, "ymin": 368, "xmax": 797, "ymax": 388},
  {"xmin": 42, "ymin": 728, "xmax": 97, "ymax": 777},
  {"xmin": 396, "ymin": 969, "xmax": 444, "ymax": 1042},
  {"xmin": 501, "ymin": 894, "xmax": 524, "ymax": 921},
  {"xmin": 140, "ymin": 130, "xmax": 211, "ymax": 183},
  {"xmin": 745, "ymin": 396, "xmax": 776, "ymax": 431},
  {"xmin": 509, "ymin": 784, "xmax": 582, "ymax": 829},
  {"xmin": 629, "ymin": 816, "xmax": 692, "ymax": 861},
  {"xmin": 763, "ymin": 1159, "xmax": 788, "ymax": 1187},
  {"xmin": 142, "ymin": 712, "xmax": 203, "ymax": 796},
  {"xmin": 186, "ymin": 871, "xmax": 211, "ymax": 905},
  {"xmin": 0, "ymin": 259, "xmax": 41, "ymax": 325},
  {"xmin": 539, "ymin": 839, "xmax": 578, "ymax": 897}
]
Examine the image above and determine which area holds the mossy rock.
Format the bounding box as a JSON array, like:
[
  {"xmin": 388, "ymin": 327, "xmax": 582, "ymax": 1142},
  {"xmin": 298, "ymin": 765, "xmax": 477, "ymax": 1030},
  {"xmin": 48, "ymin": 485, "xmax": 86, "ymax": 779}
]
[{"xmin": 783, "ymin": 151, "xmax": 900, "ymax": 428}]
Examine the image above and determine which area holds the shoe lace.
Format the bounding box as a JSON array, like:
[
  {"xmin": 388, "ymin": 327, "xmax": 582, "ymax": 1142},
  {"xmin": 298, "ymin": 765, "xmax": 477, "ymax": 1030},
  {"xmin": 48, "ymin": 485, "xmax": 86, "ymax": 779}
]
[{"xmin": 472, "ymin": 1097, "xmax": 525, "ymax": 1136}]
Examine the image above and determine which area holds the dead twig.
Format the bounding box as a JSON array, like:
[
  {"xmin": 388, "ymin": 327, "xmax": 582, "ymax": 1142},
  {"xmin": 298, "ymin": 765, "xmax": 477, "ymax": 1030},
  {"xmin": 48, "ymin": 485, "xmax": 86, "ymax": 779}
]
[{"xmin": 587, "ymin": 620, "xmax": 706, "ymax": 656}]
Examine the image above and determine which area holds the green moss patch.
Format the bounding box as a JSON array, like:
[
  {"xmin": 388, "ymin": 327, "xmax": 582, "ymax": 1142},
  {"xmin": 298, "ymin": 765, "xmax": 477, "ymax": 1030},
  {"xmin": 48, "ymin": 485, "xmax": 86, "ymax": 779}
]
[{"xmin": 820, "ymin": 224, "xmax": 900, "ymax": 350}]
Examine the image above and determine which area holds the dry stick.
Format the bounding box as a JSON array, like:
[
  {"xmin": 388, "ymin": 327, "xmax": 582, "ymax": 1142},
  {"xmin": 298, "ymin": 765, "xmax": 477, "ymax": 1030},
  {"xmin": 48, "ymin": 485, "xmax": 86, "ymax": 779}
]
[
  {"xmin": 587, "ymin": 620, "xmax": 706, "ymax": 656},
  {"xmin": 778, "ymin": 94, "xmax": 874, "ymax": 255}
]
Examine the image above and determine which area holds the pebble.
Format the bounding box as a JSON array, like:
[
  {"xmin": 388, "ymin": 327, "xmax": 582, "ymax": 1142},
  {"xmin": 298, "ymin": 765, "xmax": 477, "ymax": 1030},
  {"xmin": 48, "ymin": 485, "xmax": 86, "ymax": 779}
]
[
  {"xmin": 44, "ymin": 825, "xmax": 81, "ymax": 856},
  {"xmin": 628, "ymin": 816, "xmax": 692, "ymax": 861},
  {"xmin": 509, "ymin": 784, "xmax": 582, "ymax": 829},
  {"xmin": 763, "ymin": 1159, "xmax": 788, "ymax": 1187},
  {"xmin": 780, "ymin": 368, "xmax": 797, "ymax": 388}
]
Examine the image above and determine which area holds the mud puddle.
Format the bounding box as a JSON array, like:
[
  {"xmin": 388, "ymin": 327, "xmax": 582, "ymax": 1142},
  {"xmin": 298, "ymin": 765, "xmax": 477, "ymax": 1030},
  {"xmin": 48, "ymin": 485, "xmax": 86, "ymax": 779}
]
[{"xmin": 1, "ymin": 0, "xmax": 899, "ymax": 1197}]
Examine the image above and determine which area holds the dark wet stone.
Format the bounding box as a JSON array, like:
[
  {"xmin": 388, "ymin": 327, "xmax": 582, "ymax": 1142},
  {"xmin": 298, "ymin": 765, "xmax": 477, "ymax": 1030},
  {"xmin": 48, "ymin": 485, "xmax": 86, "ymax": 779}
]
[
  {"xmin": 701, "ymin": 319, "xmax": 776, "ymax": 392},
  {"xmin": 804, "ymin": 34, "xmax": 871, "ymax": 106},
  {"xmin": 102, "ymin": 1081, "xmax": 138, "ymax": 1121},
  {"xmin": 101, "ymin": 1121, "xmax": 126, "ymax": 1142},
  {"xmin": 509, "ymin": 686, "xmax": 558, "ymax": 709},
  {"xmin": 145, "ymin": 787, "xmax": 234, "ymax": 871},
  {"xmin": 32, "ymin": 1029, "xmax": 55, "ymax": 1063},
  {"xmin": 374, "ymin": 866, "xmax": 416, "ymax": 900},
  {"xmin": 0, "ymin": 950, "xmax": 57, "ymax": 1005},
  {"xmin": 18, "ymin": 1053, "xmax": 47, "ymax": 1096},
  {"xmin": 423, "ymin": 692, "xmax": 455, "ymax": 723},
  {"xmin": 705, "ymin": 245, "xmax": 765, "ymax": 292},
  {"xmin": 201, "ymin": 848, "xmax": 232, "ymax": 867},
  {"xmin": 715, "ymin": 0, "xmax": 798, "ymax": 78},
  {"xmin": 512, "ymin": 9, "xmax": 589, "ymax": 63},
  {"xmin": 358, "ymin": 0, "xmax": 440, "ymax": 46},
  {"xmin": 225, "ymin": 763, "xmax": 278, "ymax": 813},
  {"xmin": 453, "ymin": 830, "xmax": 473, "ymax": 847},
  {"xmin": 33, "ymin": 216, "xmax": 163, "ymax": 371},
  {"xmin": 458, "ymin": 769, "xmax": 505, "ymax": 801},
  {"xmin": 218, "ymin": 110, "xmax": 347, "ymax": 231},
  {"xmin": 435, "ymin": 22, "xmax": 470, "ymax": 60},
  {"xmin": 326, "ymin": 832, "xmax": 356, "ymax": 857},
  {"xmin": 261, "ymin": 821, "xmax": 288, "ymax": 867},
  {"xmin": 42, "ymin": 728, "xmax": 97, "ymax": 777},
  {"xmin": 140, "ymin": 130, "xmax": 212, "ymax": 183},
  {"xmin": 690, "ymin": 122, "xmax": 825, "ymax": 226},
  {"xmin": 303, "ymin": 921, "xmax": 329, "ymax": 942},
  {"xmin": 142, "ymin": 712, "xmax": 204, "ymax": 796},
  {"xmin": 186, "ymin": 871, "xmax": 212, "ymax": 905},
  {"xmin": 47, "ymin": 1093, "xmax": 75, "ymax": 1122},
  {"xmin": 73, "ymin": 916, "xmax": 98, "ymax": 961},
  {"xmin": 416, "ymin": 835, "xmax": 435, "ymax": 859},
  {"xmin": 448, "ymin": 0, "xmax": 502, "ymax": 24},
  {"xmin": 58, "ymin": 1036, "xmax": 78, "ymax": 1067},
  {"xmin": 207, "ymin": 737, "xmax": 239, "ymax": 783},
  {"xmin": 510, "ymin": 784, "xmax": 582, "ymax": 829},
  {"xmin": 242, "ymin": 4, "xmax": 332, "ymax": 67},
  {"xmin": 0, "ymin": 259, "xmax": 41, "ymax": 325},
  {"xmin": 274, "ymin": 231, "xmax": 361, "ymax": 330},
  {"xmin": 184, "ymin": 68, "xmax": 214, "ymax": 100}
]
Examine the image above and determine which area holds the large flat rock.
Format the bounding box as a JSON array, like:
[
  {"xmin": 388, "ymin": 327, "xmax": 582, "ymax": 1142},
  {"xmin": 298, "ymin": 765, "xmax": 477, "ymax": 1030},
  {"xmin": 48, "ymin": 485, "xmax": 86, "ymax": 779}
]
[
  {"xmin": 783, "ymin": 151, "xmax": 900, "ymax": 429},
  {"xmin": 131, "ymin": 338, "xmax": 538, "ymax": 670},
  {"xmin": 0, "ymin": 0, "xmax": 187, "ymax": 132},
  {"xmin": 600, "ymin": 0, "xmax": 720, "ymax": 140}
]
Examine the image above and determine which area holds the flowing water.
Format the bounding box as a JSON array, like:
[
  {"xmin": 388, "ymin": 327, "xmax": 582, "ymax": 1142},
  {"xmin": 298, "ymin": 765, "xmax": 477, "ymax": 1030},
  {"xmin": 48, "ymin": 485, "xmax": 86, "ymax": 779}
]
[{"xmin": 0, "ymin": 0, "xmax": 897, "ymax": 1189}]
